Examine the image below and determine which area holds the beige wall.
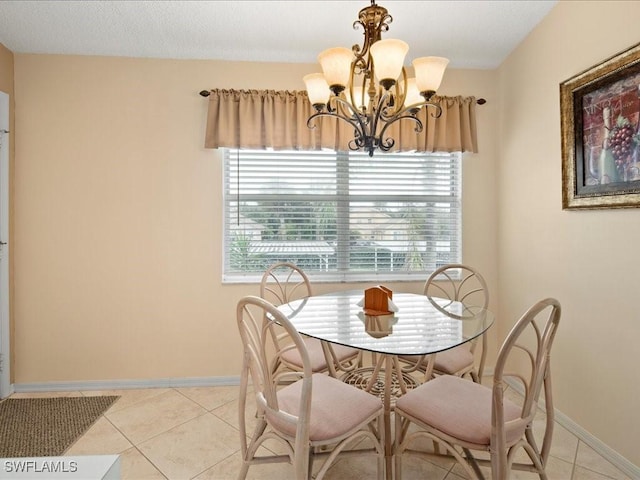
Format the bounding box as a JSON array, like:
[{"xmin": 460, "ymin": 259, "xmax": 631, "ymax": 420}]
[
  {"xmin": 8, "ymin": 0, "xmax": 640, "ymax": 468},
  {"xmin": 11, "ymin": 55, "xmax": 498, "ymax": 384},
  {"xmin": 0, "ymin": 43, "xmax": 14, "ymax": 383},
  {"xmin": 498, "ymin": 0, "xmax": 640, "ymax": 465}
]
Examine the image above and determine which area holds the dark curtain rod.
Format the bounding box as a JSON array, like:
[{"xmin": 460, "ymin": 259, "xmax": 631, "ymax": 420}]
[{"xmin": 199, "ymin": 90, "xmax": 486, "ymax": 104}]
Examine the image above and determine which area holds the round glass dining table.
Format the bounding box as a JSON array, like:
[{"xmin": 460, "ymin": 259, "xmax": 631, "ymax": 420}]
[{"xmin": 276, "ymin": 289, "xmax": 494, "ymax": 480}]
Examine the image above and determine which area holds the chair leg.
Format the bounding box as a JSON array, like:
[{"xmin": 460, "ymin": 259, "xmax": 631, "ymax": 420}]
[
  {"xmin": 490, "ymin": 449, "xmax": 509, "ymax": 480},
  {"xmin": 377, "ymin": 413, "xmax": 384, "ymax": 480},
  {"xmin": 237, "ymin": 462, "xmax": 250, "ymax": 480},
  {"xmin": 308, "ymin": 450, "xmax": 314, "ymax": 480},
  {"xmin": 293, "ymin": 443, "xmax": 311, "ymax": 480},
  {"xmin": 394, "ymin": 414, "xmax": 404, "ymax": 480}
]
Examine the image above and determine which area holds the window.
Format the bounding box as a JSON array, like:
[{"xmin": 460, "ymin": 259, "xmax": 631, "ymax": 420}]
[{"xmin": 223, "ymin": 149, "xmax": 461, "ymax": 282}]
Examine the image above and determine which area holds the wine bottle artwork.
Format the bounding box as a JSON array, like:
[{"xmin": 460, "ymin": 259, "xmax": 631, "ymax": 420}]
[
  {"xmin": 586, "ymin": 145, "xmax": 600, "ymax": 185},
  {"xmin": 599, "ymin": 106, "xmax": 618, "ymax": 184},
  {"xmin": 561, "ymin": 42, "xmax": 640, "ymax": 209}
]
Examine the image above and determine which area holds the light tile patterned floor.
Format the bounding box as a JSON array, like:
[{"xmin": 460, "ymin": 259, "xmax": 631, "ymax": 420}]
[{"xmin": 10, "ymin": 384, "xmax": 633, "ymax": 480}]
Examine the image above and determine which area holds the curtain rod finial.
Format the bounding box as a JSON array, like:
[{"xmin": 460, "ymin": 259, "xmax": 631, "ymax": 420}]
[{"xmin": 199, "ymin": 90, "xmax": 211, "ymax": 97}]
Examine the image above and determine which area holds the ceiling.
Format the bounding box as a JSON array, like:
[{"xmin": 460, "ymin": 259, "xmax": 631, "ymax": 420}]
[{"xmin": 0, "ymin": 0, "xmax": 557, "ymax": 70}]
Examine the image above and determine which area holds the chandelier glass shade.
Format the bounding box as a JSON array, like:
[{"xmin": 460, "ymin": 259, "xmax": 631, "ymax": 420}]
[{"xmin": 304, "ymin": 1, "xmax": 449, "ymax": 156}]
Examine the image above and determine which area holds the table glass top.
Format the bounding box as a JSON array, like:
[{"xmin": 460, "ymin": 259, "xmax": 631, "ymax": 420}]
[{"xmin": 277, "ymin": 290, "xmax": 494, "ymax": 356}]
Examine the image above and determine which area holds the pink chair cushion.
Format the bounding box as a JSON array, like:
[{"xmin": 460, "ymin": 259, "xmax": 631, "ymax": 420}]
[
  {"xmin": 271, "ymin": 373, "xmax": 382, "ymax": 442},
  {"xmin": 433, "ymin": 345, "xmax": 474, "ymax": 374},
  {"xmin": 281, "ymin": 338, "xmax": 358, "ymax": 372},
  {"xmin": 395, "ymin": 375, "xmax": 523, "ymax": 446}
]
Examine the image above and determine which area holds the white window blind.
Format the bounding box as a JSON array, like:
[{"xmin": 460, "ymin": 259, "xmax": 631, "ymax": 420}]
[{"xmin": 223, "ymin": 149, "xmax": 461, "ymax": 282}]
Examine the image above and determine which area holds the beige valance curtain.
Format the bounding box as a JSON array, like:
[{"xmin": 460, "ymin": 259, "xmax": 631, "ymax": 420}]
[{"xmin": 204, "ymin": 89, "xmax": 478, "ymax": 153}]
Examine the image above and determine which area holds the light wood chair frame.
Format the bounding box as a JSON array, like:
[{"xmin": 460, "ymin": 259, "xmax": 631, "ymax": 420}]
[
  {"xmin": 394, "ymin": 297, "xmax": 561, "ymax": 480},
  {"xmin": 260, "ymin": 261, "xmax": 359, "ymax": 377},
  {"xmin": 401, "ymin": 263, "xmax": 489, "ymax": 382},
  {"xmin": 237, "ymin": 295, "xmax": 385, "ymax": 480}
]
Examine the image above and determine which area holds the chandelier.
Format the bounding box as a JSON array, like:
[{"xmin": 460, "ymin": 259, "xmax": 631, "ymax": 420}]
[{"xmin": 303, "ymin": 0, "xmax": 449, "ymax": 156}]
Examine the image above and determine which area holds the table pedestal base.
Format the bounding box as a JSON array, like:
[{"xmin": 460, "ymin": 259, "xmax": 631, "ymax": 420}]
[
  {"xmin": 340, "ymin": 356, "xmax": 422, "ymax": 479},
  {"xmin": 340, "ymin": 366, "xmax": 419, "ymax": 404}
]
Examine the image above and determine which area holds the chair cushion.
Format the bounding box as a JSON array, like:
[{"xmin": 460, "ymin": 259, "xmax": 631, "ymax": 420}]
[
  {"xmin": 271, "ymin": 373, "xmax": 382, "ymax": 442},
  {"xmin": 398, "ymin": 346, "xmax": 473, "ymax": 375},
  {"xmin": 433, "ymin": 345, "xmax": 474, "ymax": 374},
  {"xmin": 395, "ymin": 375, "xmax": 523, "ymax": 446},
  {"xmin": 281, "ymin": 338, "xmax": 358, "ymax": 372}
]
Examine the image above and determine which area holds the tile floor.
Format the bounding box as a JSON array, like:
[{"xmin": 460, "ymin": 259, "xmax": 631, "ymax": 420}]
[{"xmin": 10, "ymin": 382, "xmax": 633, "ymax": 480}]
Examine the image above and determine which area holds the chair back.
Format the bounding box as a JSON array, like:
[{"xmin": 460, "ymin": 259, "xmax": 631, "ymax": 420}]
[
  {"xmin": 260, "ymin": 262, "xmax": 312, "ymax": 306},
  {"xmin": 236, "ymin": 295, "xmax": 312, "ymax": 444},
  {"xmin": 424, "ymin": 264, "xmax": 489, "ymax": 379},
  {"xmin": 491, "ymin": 297, "xmax": 561, "ymax": 478},
  {"xmin": 424, "ymin": 263, "xmax": 489, "ymax": 313}
]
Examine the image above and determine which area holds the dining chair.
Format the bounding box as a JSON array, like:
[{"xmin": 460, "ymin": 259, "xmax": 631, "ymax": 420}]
[
  {"xmin": 237, "ymin": 295, "xmax": 385, "ymax": 480},
  {"xmin": 394, "ymin": 297, "xmax": 561, "ymax": 480},
  {"xmin": 400, "ymin": 264, "xmax": 489, "ymax": 383},
  {"xmin": 260, "ymin": 262, "xmax": 360, "ymax": 378}
]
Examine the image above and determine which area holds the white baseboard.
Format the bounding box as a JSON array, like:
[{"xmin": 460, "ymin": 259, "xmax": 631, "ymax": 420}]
[
  {"xmin": 502, "ymin": 376, "xmax": 640, "ymax": 479},
  {"xmin": 12, "ymin": 376, "xmax": 241, "ymax": 393}
]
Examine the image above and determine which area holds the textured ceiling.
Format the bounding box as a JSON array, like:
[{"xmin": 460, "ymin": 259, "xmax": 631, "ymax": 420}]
[{"xmin": 0, "ymin": 0, "xmax": 557, "ymax": 69}]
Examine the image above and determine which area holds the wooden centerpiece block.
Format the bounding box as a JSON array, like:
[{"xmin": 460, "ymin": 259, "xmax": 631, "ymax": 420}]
[{"xmin": 363, "ymin": 285, "xmax": 393, "ymax": 315}]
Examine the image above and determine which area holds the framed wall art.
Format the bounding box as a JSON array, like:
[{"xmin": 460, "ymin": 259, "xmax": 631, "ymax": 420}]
[{"xmin": 560, "ymin": 43, "xmax": 640, "ymax": 209}]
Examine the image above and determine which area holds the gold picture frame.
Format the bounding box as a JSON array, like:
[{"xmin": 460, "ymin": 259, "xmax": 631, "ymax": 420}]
[{"xmin": 561, "ymin": 43, "xmax": 640, "ymax": 209}]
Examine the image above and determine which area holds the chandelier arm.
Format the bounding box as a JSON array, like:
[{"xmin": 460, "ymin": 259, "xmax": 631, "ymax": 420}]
[
  {"xmin": 425, "ymin": 102, "xmax": 443, "ymax": 119},
  {"xmin": 378, "ymin": 67, "xmax": 409, "ymax": 120},
  {"xmin": 308, "ymin": 109, "xmax": 369, "ymax": 154},
  {"xmin": 378, "ymin": 139, "xmax": 395, "ymax": 152},
  {"xmin": 370, "ymin": 89, "xmax": 392, "ymax": 144},
  {"xmin": 377, "ymin": 114, "xmax": 423, "ymax": 151},
  {"xmin": 331, "ymin": 96, "xmax": 370, "ymax": 137},
  {"xmin": 306, "ymin": 107, "xmax": 367, "ymax": 142},
  {"xmin": 379, "ymin": 101, "xmax": 442, "ymax": 123},
  {"xmin": 340, "ymin": 97, "xmax": 356, "ymax": 119},
  {"xmin": 348, "ymin": 138, "xmax": 365, "ymax": 151}
]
